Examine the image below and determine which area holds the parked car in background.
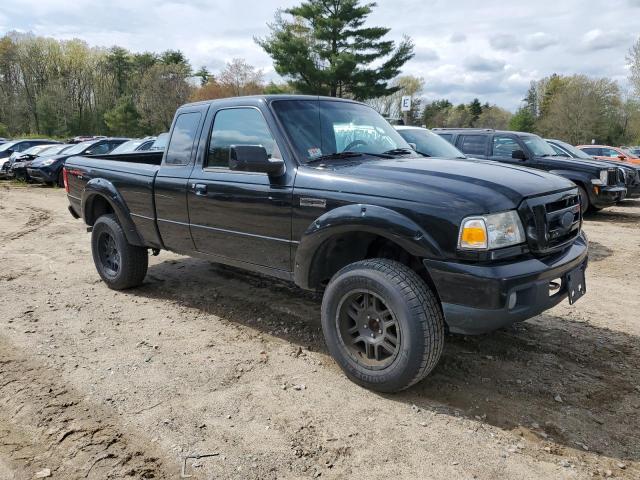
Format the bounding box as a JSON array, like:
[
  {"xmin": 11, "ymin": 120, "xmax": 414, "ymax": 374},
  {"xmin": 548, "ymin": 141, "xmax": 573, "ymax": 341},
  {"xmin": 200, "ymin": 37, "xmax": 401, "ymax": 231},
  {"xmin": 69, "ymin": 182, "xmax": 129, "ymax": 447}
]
[
  {"xmin": 10, "ymin": 144, "xmax": 73, "ymax": 181},
  {"xmin": 0, "ymin": 138, "xmax": 8, "ymax": 145},
  {"xmin": 434, "ymin": 128, "xmax": 626, "ymax": 213},
  {"xmin": 108, "ymin": 137, "xmax": 156, "ymax": 154},
  {"xmin": 28, "ymin": 137, "xmax": 128, "ymax": 186},
  {"xmin": 148, "ymin": 132, "xmax": 168, "ymax": 151},
  {"xmin": 547, "ymin": 138, "xmax": 640, "ymax": 199},
  {"xmin": 626, "ymin": 146, "xmax": 640, "ymax": 156},
  {"xmin": 0, "ymin": 139, "xmax": 61, "ymax": 178},
  {"xmin": 394, "ymin": 126, "xmax": 467, "ymax": 159},
  {"xmin": 69, "ymin": 135, "xmax": 106, "ymax": 144},
  {"xmin": 2, "ymin": 143, "xmax": 60, "ymax": 178},
  {"xmin": 576, "ymin": 145, "xmax": 640, "ymax": 165}
]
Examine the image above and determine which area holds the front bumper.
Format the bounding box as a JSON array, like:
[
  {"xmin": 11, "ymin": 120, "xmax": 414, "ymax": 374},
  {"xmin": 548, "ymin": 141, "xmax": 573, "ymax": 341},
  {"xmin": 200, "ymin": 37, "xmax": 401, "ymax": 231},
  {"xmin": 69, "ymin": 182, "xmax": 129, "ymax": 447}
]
[
  {"xmin": 424, "ymin": 231, "xmax": 589, "ymax": 335},
  {"xmin": 27, "ymin": 166, "xmax": 58, "ymax": 183},
  {"xmin": 592, "ymin": 185, "xmax": 626, "ymax": 208}
]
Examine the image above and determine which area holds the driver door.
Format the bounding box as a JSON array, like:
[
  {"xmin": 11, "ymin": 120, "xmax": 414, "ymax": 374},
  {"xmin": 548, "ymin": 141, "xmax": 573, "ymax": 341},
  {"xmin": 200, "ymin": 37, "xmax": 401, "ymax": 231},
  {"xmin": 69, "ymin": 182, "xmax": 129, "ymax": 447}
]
[{"xmin": 187, "ymin": 105, "xmax": 294, "ymax": 272}]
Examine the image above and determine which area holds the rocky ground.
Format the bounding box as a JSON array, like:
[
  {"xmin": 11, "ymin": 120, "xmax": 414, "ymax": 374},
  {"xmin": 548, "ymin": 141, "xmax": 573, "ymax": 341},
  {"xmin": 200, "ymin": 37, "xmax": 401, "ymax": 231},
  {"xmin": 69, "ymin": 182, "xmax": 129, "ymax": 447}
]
[{"xmin": 0, "ymin": 183, "xmax": 638, "ymax": 479}]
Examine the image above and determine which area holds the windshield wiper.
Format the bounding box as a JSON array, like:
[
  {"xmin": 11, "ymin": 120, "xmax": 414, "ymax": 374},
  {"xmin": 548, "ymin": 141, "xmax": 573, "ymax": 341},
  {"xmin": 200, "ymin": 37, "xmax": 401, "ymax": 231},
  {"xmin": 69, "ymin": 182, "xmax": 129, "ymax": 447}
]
[
  {"xmin": 307, "ymin": 150, "xmax": 395, "ymax": 164},
  {"xmin": 306, "ymin": 151, "xmax": 364, "ymax": 164},
  {"xmin": 382, "ymin": 148, "xmax": 415, "ymax": 156}
]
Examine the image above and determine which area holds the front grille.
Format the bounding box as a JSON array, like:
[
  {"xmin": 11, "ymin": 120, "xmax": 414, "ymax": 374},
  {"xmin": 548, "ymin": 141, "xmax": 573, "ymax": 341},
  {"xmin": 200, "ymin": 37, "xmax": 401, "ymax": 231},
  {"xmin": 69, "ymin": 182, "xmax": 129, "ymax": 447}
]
[
  {"xmin": 607, "ymin": 168, "xmax": 621, "ymax": 186},
  {"xmin": 518, "ymin": 189, "xmax": 581, "ymax": 255}
]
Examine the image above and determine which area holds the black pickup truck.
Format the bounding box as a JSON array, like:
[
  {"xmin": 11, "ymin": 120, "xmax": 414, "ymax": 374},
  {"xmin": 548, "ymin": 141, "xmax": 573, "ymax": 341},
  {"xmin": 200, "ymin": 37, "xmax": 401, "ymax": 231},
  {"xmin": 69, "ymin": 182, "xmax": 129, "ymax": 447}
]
[
  {"xmin": 433, "ymin": 128, "xmax": 627, "ymax": 213},
  {"xmin": 65, "ymin": 95, "xmax": 588, "ymax": 392}
]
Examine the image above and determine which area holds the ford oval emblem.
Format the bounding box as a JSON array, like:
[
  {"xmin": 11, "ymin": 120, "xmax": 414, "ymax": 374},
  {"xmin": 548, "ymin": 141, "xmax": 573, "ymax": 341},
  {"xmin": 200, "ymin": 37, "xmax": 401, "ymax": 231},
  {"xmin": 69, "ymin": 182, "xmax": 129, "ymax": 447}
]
[{"xmin": 560, "ymin": 211, "xmax": 574, "ymax": 229}]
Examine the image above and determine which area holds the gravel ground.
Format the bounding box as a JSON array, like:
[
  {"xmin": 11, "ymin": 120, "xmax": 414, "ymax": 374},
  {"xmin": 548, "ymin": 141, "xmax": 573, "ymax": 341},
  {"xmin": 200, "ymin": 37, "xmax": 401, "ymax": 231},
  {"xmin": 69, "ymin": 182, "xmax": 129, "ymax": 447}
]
[{"xmin": 0, "ymin": 183, "xmax": 639, "ymax": 479}]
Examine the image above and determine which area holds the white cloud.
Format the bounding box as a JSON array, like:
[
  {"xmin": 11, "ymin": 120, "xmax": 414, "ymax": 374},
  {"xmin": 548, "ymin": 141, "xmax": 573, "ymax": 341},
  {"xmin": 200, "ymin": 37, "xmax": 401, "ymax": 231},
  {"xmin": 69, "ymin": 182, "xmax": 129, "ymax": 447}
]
[
  {"xmin": 580, "ymin": 29, "xmax": 632, "ymax": 51},
  {"xmin": 463, "ymin": 55, "xmax": 506, "ymax": 72}
]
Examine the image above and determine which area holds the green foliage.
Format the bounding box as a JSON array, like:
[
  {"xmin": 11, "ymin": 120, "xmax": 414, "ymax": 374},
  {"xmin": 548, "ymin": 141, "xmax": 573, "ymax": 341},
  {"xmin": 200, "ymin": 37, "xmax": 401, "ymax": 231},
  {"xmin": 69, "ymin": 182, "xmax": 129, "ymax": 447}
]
[
  {"xmin": 0, "ymin": 32, "xmax": 192, "ymax": 138},
  {"xmin": 104, "ymin": 97, "xmax": 140, "ymax": 136},
  {"xmin": 257, "ymin": 0, "xmax": 414, "ymax": 100},
  {"xmin": 509, "ymin": 106, "xmax": 536, "ymax": 132},
  {"xmin": 263, "ymin": 81, "xmax": 295, "ymax": 94},
  {"xmin": 468, "ymin": 98, "xmax": 482, "ymax": 124},
  {"xmin": 195, "ymin": 66, "xmax": 211, "ymax": 86}
]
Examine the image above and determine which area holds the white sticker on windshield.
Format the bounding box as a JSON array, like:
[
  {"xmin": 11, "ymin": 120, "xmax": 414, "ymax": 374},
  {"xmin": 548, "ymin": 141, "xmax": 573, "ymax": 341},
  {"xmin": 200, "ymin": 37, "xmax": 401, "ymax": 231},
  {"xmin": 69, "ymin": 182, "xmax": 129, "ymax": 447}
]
[{"xmin": 308, "ymin": 147, "xmax": 322, "ymax": 158}]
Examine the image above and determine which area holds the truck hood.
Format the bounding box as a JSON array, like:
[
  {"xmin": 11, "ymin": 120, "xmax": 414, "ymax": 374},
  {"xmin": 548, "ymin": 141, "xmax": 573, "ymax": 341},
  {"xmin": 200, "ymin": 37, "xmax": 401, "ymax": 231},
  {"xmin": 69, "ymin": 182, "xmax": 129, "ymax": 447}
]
[
  {"xmin": 300, "ymin": 156, "xmax": 574, "ymax": 213},
  {"xmin": 535, "ymin": 155, "xmax": 613, "ymax": 172}
]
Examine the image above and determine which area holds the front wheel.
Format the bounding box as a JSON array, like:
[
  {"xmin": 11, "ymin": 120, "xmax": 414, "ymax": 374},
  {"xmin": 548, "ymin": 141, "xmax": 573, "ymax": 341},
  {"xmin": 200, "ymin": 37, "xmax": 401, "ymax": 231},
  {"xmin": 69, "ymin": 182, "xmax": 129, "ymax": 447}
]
[
  {"xmin": 321, "ymin": 259, "xmax": 444, "ymax": 392},
  {"xmin": 91, "ymin": 214, "xmax": 148, "ymax": 290},
  {"xmin": 577, "ymin": 185, "xmax": 590, "ymax": 215}
]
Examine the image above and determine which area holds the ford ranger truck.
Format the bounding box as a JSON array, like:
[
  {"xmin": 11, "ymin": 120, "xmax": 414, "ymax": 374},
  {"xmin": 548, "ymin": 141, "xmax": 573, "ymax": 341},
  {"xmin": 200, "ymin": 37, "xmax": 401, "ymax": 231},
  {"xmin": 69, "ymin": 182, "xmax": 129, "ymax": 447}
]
[{"xmin": 65, "ymin": 96, "xmax": 588, "ymax": 393}]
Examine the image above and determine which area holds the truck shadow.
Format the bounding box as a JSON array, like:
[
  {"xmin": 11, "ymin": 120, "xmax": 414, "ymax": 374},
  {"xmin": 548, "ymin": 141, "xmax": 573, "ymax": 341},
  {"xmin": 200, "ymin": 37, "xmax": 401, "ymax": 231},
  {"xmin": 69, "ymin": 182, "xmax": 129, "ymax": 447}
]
[
  {"xmin": 583, "ymin": 209, "xmax": 640, "ymax": 224},
  {"xmin": 136, "ymin": 257, "xmax": 639, "ymax": 463}
]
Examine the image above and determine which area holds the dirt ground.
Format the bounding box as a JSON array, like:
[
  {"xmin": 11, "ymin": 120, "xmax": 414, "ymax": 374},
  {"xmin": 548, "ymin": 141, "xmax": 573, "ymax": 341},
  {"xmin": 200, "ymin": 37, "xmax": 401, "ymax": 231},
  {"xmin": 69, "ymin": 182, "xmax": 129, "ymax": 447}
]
[{"xmin": 0, "ymin": 183, "xmax": 638, "ymax": 480}]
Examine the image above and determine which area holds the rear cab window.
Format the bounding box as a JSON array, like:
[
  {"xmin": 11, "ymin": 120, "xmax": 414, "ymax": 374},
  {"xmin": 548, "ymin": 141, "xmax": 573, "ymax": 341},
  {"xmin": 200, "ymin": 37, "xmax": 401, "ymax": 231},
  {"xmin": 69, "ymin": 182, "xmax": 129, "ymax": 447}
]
[{"xmin": 165, "ymin": 112, "xmax": 202, "ymax": 165}]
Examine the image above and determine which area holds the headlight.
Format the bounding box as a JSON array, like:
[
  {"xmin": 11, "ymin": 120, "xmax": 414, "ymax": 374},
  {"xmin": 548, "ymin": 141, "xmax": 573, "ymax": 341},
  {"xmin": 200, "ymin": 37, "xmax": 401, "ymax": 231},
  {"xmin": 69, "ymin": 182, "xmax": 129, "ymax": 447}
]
[
  {"xmin": 41, "ymin": 158, "xmax": 55, "ymax": 166},
  {"xmin": 592, "ymin": 169, "xmax": 608, "ymax": 185},
  {"xmin": 459, "ymin": 211, "xmax": 525, "ymax": 250}
]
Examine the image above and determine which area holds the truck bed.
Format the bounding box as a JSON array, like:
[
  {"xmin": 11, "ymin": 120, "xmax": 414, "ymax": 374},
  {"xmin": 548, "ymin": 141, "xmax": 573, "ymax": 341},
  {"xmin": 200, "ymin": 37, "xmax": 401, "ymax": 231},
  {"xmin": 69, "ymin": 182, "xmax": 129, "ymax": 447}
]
[{"xmin": 65, "ymin": 153, "xmax": 163, "ymax": 248}]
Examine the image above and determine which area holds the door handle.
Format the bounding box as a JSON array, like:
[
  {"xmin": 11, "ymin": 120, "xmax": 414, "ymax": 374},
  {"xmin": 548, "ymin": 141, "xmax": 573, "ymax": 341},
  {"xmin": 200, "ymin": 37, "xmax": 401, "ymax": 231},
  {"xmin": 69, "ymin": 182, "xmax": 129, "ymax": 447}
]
[{"xmin": 192, "ymin": 183, "xmax": 208, "ymax": 196}]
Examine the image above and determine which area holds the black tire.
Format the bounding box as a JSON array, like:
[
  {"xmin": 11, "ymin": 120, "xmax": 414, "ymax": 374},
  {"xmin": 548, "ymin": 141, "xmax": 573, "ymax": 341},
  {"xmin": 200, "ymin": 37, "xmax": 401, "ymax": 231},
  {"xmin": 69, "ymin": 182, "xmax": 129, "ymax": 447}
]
[
  {"xmin": 577, "ymin": 185, "xmax": 590, "ymax": 215},
  {"xmin": 321, "ymin": 259, "xmax": 444, "ymax": 393},
  {"xmin": 91, "ymin": 214, "xmax": 148, "ymax": 290}
]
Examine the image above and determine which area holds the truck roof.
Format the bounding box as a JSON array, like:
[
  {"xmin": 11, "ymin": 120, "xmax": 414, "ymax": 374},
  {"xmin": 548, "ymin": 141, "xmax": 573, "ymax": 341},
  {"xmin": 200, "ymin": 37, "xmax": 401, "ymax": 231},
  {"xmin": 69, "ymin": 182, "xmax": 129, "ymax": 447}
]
[
  {"xmin": 181, "ymin": 94, "xmax": 362, "ymax": 109},
  {"xmin": 431, "ymin": 128, "xmax": 538, "ymax": 137}
]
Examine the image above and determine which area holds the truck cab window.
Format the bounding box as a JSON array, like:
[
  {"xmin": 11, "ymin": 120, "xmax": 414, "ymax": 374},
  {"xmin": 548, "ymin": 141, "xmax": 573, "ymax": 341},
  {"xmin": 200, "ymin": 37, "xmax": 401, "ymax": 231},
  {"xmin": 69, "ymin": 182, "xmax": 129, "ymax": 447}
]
[
  {"xmin": 207, "ymin": 108, "xmax": 279, "ymax": 168},
  {"xmin": 492, "ymin": 135, "xmax": 520, "ymax": 157},
  {"xmin": 165, "ymin": 112, "xmax": 202, "ymax": 166}
]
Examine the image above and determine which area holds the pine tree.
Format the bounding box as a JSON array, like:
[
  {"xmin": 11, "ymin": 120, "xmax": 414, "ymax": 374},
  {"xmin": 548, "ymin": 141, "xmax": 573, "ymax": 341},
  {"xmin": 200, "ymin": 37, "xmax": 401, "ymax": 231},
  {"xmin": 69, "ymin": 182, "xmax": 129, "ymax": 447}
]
[{"xmin": 256, "ymin": 0, "xmax": 414, "ymax": 100}]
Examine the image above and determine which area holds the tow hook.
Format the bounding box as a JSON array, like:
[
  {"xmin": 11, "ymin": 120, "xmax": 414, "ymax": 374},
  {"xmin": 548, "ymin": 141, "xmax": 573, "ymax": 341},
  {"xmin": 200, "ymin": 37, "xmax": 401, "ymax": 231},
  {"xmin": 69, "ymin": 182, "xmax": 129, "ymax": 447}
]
[{"xmin": 151, "ymin": 248, "xmax": 160, "ymax": 256}]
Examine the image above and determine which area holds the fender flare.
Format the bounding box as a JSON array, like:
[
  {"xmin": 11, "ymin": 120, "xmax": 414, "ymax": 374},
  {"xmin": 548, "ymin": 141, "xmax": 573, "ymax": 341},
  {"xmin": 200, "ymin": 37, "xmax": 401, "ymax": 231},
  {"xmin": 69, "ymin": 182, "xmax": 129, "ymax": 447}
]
[
  {"xmin": 293, "ymin": 204, "xmax": 443, "ymax": 289},
  {"xmin": 81, "ymin": 178, "xmax": 145, "ymax": 246}
]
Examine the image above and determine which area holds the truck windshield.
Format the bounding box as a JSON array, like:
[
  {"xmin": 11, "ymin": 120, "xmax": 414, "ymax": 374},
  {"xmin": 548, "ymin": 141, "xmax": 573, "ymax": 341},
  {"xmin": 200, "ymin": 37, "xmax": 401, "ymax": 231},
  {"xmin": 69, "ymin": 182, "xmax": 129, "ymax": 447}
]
[
  {"xmin": 271, "ymin": 99, "xmax": 415, "ymax": 163},
  {"xmin": 521, "ymin": 135, "xmax": 558, "ymax": 157}
]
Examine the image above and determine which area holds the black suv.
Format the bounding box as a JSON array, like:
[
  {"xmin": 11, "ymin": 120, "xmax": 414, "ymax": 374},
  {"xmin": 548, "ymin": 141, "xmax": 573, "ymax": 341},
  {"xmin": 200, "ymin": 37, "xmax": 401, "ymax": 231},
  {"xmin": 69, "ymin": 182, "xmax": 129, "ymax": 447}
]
[{"xmin": 434, "ymin": 129, "xmax": 626, "ymax": 213}]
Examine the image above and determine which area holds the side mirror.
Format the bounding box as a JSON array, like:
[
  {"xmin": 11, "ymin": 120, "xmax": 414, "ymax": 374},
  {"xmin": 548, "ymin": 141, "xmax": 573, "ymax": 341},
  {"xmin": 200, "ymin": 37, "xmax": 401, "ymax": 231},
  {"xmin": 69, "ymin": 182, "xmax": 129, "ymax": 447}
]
[
  {"xmin": 229, "ymin": 145, "xmax": 284, "ymax": 176},
  {"xmin": 618, "ymin": 154, "xmax": 626, "ymax": 161},
  {"xmin": 512, "ymin": 149, "xmax": 527, "ymax": 160}
]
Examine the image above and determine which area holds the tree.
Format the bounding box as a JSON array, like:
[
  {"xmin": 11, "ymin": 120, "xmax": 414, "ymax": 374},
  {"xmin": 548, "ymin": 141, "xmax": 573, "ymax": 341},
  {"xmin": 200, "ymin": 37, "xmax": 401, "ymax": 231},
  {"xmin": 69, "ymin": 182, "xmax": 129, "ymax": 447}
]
[
  {"xmin": 194, "ymin": 66, "xmax": 211, "ymax": 86},
  {"xmin": 218, "ymin": 58, "xmax": 264, "ymax": 96},
  {"xmin": 422, "ymin": 99, "xmax": 452, "ymax": 127},
  {"xmin": 137, "ymin": 63, "xmax": 193, "ymax": 132},
  {"xmin": 256, "ymin": 1, "xmax": 414, "ymax": 100},
  {"xmin": 628, "ymin": 37, "xmax": 640, "ymax": 98},
  {"xmin": 509, "ymin": 106, "xmax": 536, "ymax": 132},
  {"xmin": 475, "ymin": 105, "xmax": 511, "ymax": 129},
  {"xmin": 468, "ymin": 98, "xmax": 483, "ymax": 125},
  {"xmin": 104, "ymin": 96, "xmax": 140, "ymax": 135}
]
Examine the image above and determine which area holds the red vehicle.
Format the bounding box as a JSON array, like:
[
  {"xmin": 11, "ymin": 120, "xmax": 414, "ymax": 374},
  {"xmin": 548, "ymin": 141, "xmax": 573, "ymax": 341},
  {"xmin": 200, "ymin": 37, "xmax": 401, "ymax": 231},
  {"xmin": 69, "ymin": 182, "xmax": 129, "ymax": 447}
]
[{"xmin": 576, "ymin": 145, "xmax": 640, "ymax": 165}]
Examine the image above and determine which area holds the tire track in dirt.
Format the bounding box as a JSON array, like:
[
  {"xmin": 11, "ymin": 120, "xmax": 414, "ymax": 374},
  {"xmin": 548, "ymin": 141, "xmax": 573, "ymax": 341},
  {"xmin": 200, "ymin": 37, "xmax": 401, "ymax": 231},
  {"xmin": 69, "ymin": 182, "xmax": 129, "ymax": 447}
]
[
  {"xmin": 0, "ymin": 206, "xmax": 52, "ymax": 242},
  {"xmin": 0, "ymin": 336, "xmax": 176, "ymax": 480}
]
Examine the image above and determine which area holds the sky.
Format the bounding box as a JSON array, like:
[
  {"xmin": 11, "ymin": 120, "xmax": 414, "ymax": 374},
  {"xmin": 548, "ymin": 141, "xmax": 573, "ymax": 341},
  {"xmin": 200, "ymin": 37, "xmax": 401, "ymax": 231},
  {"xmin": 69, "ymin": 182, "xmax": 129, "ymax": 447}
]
[{"xmin": 1, "ymin": 0, "xmax": 639, "ymax": 110}]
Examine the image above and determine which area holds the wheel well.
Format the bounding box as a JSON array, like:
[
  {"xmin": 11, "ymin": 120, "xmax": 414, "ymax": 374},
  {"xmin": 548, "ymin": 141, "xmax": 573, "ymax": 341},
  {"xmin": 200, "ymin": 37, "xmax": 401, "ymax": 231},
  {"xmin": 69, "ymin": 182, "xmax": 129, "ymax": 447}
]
[
  {"xmin": 307, "ymin": 231, "xmax": 437, "ymax": 293},
  {"xmin": 85, "ymin": 195, "xmax": 114, "ymax": 226}
]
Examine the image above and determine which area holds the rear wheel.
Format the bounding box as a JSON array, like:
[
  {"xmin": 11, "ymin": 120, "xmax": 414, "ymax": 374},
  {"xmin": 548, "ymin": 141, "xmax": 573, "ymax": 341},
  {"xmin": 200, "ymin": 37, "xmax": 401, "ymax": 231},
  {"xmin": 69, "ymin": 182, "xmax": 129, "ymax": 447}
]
[
  {"xmin": 321, "ymin": 259, "xmax": 444, "ymax": 392},
  {"xmin": 91, "ymin": 214, "xmax": 148, "ymax": 290}
]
